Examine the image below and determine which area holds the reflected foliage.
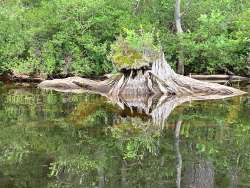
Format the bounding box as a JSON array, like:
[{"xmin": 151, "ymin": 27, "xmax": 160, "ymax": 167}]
[{"xmin": 0, "ymin": 84, "xmax": 250, "ymax": 187}]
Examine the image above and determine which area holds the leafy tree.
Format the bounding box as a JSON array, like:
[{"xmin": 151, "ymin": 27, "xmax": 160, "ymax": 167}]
[{"xmin": 0, "ymin": 0, "xmax": 249, "ymax": 76}]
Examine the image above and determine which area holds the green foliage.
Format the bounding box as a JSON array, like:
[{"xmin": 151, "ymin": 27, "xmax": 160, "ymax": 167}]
[
  {"xmin": 179, "ymin": 8, "xmax": 250, "ymax": 74},
  {"xmin": 0, "ymin": 0, "xmax": 249, "ymax": 76},
  {"xmin": 110, "ymin": 29, "xmax": 161, "ymax": 70},
  {"xmin": 109, "ymin": 119, "xmax": 161, "ymax": 159}
]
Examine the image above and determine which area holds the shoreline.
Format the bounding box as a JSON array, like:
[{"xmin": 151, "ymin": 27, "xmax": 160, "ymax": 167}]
[{"xmin": 0, "ymin": 73, "xmax": 249, "ymax": 84}]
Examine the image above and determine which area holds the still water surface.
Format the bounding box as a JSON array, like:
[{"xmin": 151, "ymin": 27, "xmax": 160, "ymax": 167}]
[{"xmin": 0, "ymin": 83, "xmax": 250, "ymax": 188}]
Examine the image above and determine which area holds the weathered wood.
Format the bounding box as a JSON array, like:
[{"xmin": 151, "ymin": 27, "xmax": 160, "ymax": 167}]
[
  {"xmin": 39, "ymin": 53, "xmax": 246, "ymax": 99},
  {"xmin": 190, "ymin": 74, "xmax": 249, "ymax": 81},
  {"xmin": 38, "ymin": 72, "xmax": 246, "ymax": 129},
  {"xmin": 38, "ymin": 76, "xmax": 114, "ymax": 94},
  {"xmin": 0, "ymin": 73, "xmax": 44, "ymax": 83}
]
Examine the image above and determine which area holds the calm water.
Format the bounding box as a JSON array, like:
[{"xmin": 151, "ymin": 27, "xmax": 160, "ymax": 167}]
[{"xmin": 0, "ymin": 83, "xmax": 250, "ymax": 188}]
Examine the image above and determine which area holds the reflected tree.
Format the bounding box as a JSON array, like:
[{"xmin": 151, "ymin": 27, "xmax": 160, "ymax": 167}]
[{"xmin": 0, "ymin": 84, "xmax": 250, "ymax": 187}]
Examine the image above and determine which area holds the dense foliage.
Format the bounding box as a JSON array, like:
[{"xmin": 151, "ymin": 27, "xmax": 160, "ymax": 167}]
[{"xmin": 0, "ymin": 0, "xmax": 250, "ymax": 77}]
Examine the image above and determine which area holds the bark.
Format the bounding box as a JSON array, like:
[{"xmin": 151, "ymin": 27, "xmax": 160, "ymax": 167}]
[
  {"xmin": 175, "ymin": 0, "xmax": 183, "ymax": 33},
  {"xmin": 39, "ymin": 53, "xmax": 246, "ymax": 130},
  {"xmin": 190, "ymin": 75, "xmax": 249, "ymax": 82},
  {"xmin": 39, "ymin": 53, "xmax": 245, "ymax": 99},
  {"xmin": 38, "ymin": 57, "xmax": 246, "ymax": 129},
  {"xmin": 175, "ymin": 0, "xmax": 184, "ymax": 75}
]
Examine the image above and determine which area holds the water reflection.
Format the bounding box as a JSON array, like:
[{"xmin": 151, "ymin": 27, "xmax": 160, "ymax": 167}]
[{"xmin": 0, "ymin": 84, "xmax": 249, "ymax": 187}]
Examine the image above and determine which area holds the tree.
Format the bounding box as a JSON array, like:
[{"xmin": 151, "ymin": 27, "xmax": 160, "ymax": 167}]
[{"xmin": 175, "ymin": 0, "xmax": 184, "ymax": 75}]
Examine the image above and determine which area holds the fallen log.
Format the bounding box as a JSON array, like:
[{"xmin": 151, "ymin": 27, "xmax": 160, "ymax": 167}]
[
  {"xmin": 0, "ymin": 72, "xmax": 45, "ymax": 83},
  {"xmin": 189, "ymin": 74, "xmax": 249, "ymax": 82}
]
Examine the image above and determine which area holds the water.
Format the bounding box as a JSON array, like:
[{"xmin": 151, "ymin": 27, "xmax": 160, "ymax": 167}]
[{"xmin": 0, "ymin": 83, "xmax": 250, "ymax": 188}]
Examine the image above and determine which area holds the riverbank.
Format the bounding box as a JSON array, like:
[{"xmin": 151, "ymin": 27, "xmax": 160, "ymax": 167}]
[
  {"xmin": 0, "ymin": 73, "xmax": 44, "ymax": 83},
  {"xmin": 1, "ymin": 72, "xmax": 249, "ymax": 85}
]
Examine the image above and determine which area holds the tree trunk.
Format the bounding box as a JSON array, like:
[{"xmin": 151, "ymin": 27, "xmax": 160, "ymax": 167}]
[
  {"xmin": 134, "ymin": 0, "xmax": 141, "ymax": 15},
  {"xmin": 175, "ymin": 0, "xmax": 184, "ymax": 75},
  {"xmin": 175, "ymin": 0, "xmax": 183, "ymax": 33}
]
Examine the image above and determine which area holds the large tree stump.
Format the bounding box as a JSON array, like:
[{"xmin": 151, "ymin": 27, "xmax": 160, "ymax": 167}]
[
  {"xmin": 58, "ymin": 53, "xmax": 245, "ymax": 98},
  {"xmin": 38, "ymin": 53, "xmax": 246, "ymax": 128}
]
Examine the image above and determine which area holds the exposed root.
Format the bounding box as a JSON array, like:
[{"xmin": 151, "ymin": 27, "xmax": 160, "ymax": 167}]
[{"xmin": 38, "ymin": 53, "xmax": 246, "ymax": 99}]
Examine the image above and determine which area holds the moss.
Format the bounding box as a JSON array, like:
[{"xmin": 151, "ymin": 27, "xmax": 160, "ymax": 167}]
[{"xmin": 109, "ymin": 30, "xmax": 161, "ymax": 71}]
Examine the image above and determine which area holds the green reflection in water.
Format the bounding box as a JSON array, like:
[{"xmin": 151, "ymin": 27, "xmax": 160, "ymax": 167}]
[{"xmin": 0, "ymin": 84, "xmax": 249, "ymax": 188}]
